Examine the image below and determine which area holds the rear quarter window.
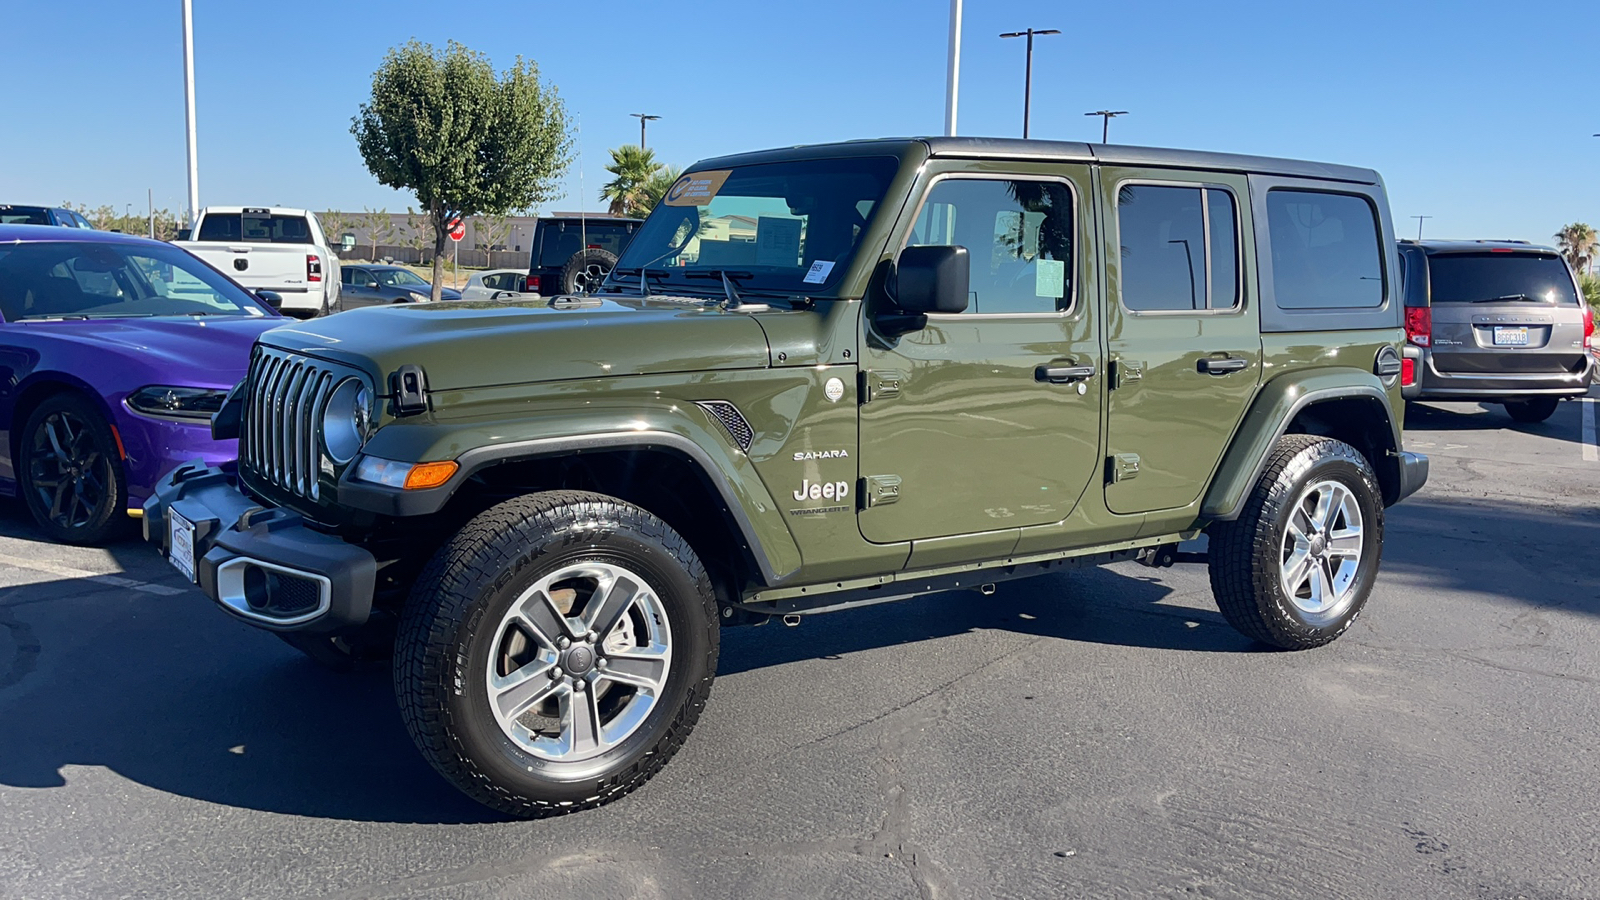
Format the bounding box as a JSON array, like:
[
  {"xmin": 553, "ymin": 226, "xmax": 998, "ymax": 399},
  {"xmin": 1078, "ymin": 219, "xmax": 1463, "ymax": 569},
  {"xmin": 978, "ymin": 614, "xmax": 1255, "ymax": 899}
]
[{"xmin": 1266, "ymin": 190, "xmax": 1384, "ymax": 309}]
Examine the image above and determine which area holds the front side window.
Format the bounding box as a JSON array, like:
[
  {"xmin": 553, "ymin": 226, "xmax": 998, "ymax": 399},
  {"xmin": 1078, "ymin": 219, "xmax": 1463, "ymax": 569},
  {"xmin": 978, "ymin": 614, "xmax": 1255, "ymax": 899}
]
[
  {"xmin": 1266, "ymin": 190, "xmax": 1383, "ymax": 309},
  {"xmin": 907, "ymin": 178, "xmax": 1075, "ymax": 314},
  {"xmin": 611, "ymin": 157, "xmax": 900, "ymax": 296},
  {"xmin": 1117, "ymin": 184, "xmax": 1239, "ymax": 312},
  {"xmin": 373, "ymin": 268, "xmax": 429, "ymax": 288},
  {"xmin": 0, "ymin": 241, "xmax": 269, "ymax": 320}
]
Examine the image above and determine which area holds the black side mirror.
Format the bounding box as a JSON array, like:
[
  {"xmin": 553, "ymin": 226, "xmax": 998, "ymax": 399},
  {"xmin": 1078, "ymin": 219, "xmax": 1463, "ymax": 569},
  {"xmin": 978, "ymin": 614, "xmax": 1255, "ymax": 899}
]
[
  {"xmin": 256, "ymin": 290, "xmax": 283, "ymax": 309},
  {"xmin": 895, "ymin": 246, "xmax": 969, "ymax": 314}
]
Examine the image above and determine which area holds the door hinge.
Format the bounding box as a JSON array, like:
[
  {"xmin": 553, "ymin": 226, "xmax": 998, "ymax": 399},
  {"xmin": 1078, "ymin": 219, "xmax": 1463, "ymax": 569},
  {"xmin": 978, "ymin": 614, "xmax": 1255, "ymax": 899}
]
[
  {"xmin": 861, "ymin": 369, "xmax": 904, "ymax": 403},
  {"xmin": 1107, "ymin": 453, "xmax": 1141, "ymax": 483},
  {"xmin": 862, "ymin": 474, "xmax": 902, "ymax": 507},
  {"xmin": 1111, "ymin": 359, "xmax": 1145, "ymax": 390}
]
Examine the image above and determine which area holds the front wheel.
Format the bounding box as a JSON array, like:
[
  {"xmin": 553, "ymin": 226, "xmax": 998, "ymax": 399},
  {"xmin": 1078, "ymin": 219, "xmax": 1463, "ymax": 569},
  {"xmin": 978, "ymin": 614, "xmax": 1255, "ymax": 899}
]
[
  {"xmin": 395, "ymin": 491, "xmax": 718, "ymax": 817},
  {"xmin": 1207, "ymin": 435, "xmax": 1384, "ymax": 650},
  {"xmin": 1503, "ymin": 397, "xmax": 1559, "ymax": 423},
  {"xmin": 18, "ymin": 394, "xmax": 128, "ymax": 545}
]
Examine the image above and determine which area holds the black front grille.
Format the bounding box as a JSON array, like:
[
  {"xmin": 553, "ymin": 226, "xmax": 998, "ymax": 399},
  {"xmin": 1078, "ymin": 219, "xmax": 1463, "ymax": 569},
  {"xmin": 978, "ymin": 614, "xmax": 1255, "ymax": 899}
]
[
  {"xmin": 697, "ymin": 401, "xmax": 754, "ymax": 451},
  {"xmin": 241, "ymin": 347, "xmax": 345, "ymax": 501}
]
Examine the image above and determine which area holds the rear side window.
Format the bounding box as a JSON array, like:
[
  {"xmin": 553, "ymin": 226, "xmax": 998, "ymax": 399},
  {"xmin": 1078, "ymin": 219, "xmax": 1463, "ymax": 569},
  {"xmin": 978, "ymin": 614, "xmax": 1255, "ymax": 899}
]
[
  {"xmin": 1116, "ymin": 184, "xmax": 1239, "ymax": 311},
  {"xmin": 1425, "ymin": 253, "xmax": 1578, "ymax": 305},
  {"xmin": 1265, "ymin": 190, "xmax": 1383, "ymax": 309},
  {"xmin": 197, "ymin": 211, "xmax": 313, "ymax": 244},
  {"xmin": 0, "ymin": 206, "xmax": 52, "ymax": 226}
]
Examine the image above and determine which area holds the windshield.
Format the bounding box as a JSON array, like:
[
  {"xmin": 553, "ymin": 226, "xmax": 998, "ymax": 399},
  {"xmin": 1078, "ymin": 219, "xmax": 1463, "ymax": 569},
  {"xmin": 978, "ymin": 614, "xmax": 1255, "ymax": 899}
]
[
  {"xmin": 196, "ymin": 210, "xmax": 313, "ymax": 244},
  {"xmin": 608, "ymin": 156, "xmax": 901, "ymax": 296},
  {"xmin": 374, "ymin": 268, "xmax": 428, "ymax": 287},
  {"xmin": 1427, "ymin": 252, "xmax": 1579, "ymax": 304},
  {"xmin": 0, "ymin": 241, "xmax": 272, "ymax": 321},
  {"xmin": 537, "ymin": 222, "xmax": 637, "ymax": 266}
]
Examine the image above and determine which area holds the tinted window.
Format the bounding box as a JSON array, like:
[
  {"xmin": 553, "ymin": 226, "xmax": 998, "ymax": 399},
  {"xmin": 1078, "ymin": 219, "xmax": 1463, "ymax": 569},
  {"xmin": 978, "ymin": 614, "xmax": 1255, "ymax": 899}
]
[
  {"xmin": 0, "ymin": 241, "xmax": 269, "ymax": 320},
  {"xmin": 1266, "ymin": 190, "xmax": 1383, "ymax": 309},
  {"xmin": 537, "ymin": 222, "xmax": 637, "ymax": 266},
  {"xmin": 1426, "ymin": 253, "xmax": 1578, "ymax": 305},
  {"xmin": 1117, "ymin": 184, "xmax": 1238, "ymax": 311},
  {"xmin": 196, "ymin": 211, "xmax": 313, "ymax": 244},
  {"xmin": 0, "ymin": 206, "xmax": 53, "ymax": 226},
  {"xmin": 907, "ymin": 178, "xmax": 1074, "ymax": 314}
]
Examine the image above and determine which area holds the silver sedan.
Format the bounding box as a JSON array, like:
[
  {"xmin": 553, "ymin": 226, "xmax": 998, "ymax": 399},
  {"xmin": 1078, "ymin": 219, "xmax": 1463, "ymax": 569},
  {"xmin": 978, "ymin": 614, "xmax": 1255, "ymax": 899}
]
[{"xmin": 459, "ymin": 269, "xmax": 531, "ymax": 300}]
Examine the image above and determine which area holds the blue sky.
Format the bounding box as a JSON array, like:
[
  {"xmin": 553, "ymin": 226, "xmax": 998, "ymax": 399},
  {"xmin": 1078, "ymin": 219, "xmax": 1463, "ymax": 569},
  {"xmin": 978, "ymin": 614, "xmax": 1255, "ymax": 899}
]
[{"xmin": 2, "ymin": 0, "xmax": 1591, "ymax": 244}]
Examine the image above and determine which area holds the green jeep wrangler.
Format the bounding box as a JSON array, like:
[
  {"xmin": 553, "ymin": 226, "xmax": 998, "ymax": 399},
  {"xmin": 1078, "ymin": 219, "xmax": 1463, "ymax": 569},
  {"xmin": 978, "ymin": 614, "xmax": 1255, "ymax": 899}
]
[{"xmin": 146, "ymin": 137, "xmax": 1428, "ymax": 817}]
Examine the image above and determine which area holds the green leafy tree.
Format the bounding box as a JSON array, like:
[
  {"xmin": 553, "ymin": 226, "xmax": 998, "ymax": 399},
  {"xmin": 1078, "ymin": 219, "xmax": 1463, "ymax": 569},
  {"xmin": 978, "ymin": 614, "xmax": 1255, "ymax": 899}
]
[
  {"xmin": 402, "ymin": 207, "xmax": 434, "ymax": 259},
  {"xmin": 1555, "ymin": 222, "xmax": 1598, "ymax": 275},
  {"xmin": 600, "ymin": 145, "xmax": 662, "ymax": 216},
  {"xmin": 474, "ymin": 211, "xmax": 512, "ymax": 256},
  {"xmin": 320, "ymin": 211, "xmax": 355, "ymax": 250},
  {"xmin": 634, "ymin": 165, "xmax": 683, "ymax": 219},
  {"xmin": 1581, "ymin": 271, "xmax": 1600, "ymax": 309},
  {"xmin": 357, "ymin": 207, "xmax": 394, "ymax": 260},
  {"xmin": 352, "ymin": 40, "xmax": 572, "ymax": 300}
]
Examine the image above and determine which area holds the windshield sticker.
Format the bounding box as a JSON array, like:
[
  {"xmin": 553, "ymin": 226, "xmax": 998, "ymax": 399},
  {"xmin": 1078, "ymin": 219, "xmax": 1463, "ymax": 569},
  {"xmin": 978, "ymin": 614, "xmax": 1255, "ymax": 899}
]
[
  {"xmin": 664, "ymin": 170, "xmax": 732, "ymax": 207},
  {"xmin": 755, "ymin": 217, "xmax": 803, "ymax": 266},
  {"xmin": 1035, "ymin": 258, "xmax": 1065, "ymax": 298},
  {"xmin": 803, "ymin": 260, "xmax": 835, "ymax": 284}
]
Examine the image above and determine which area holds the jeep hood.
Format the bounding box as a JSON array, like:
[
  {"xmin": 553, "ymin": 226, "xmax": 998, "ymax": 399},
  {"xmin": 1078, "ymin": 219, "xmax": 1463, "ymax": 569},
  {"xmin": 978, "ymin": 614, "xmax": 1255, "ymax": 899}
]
[{"xmin": 256, "ymin": 296, "xmax": 773, "ymax": 391}]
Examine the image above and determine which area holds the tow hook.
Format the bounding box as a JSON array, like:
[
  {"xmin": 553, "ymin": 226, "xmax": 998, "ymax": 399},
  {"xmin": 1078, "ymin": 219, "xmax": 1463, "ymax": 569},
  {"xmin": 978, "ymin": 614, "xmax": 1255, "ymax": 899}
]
[{"xmin": 781, "ymin": 614, "xmax": 802, "ymax": 627}]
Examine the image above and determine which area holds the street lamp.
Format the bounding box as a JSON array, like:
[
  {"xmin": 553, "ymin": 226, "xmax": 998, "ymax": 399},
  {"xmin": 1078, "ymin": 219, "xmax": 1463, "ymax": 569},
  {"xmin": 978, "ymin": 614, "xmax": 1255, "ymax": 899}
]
[
  {"xmin": 1411, "ymin": 215, "xmax": 1433, "ymax": 240},
  {"xmin": 999, "ymin": 28, "xmax": 1059, "ymax": 139},
  {"xmin": 631, "ymin": 113, "xmax": 661, "ymax": 150},
  {"xmin": 1085, "ymin": 110, "xmax": 1128, "ymax": 144}
]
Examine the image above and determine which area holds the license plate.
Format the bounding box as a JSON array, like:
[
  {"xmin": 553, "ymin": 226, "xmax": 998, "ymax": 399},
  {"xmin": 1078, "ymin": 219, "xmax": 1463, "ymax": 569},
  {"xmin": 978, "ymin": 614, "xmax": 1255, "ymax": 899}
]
[
  {"xmin": 168, "ymin": 511, "xmax": 196, "ymax": 583},
  {"xmin": 1493, "ymin": 326, "xmax": 1529, "ymax": 346}
]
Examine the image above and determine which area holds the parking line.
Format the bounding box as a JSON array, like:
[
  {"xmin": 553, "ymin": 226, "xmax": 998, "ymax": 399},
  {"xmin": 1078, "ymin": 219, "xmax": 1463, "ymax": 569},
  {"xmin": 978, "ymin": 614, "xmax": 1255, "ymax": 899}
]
[
  {"xmin": 1584, "ymin": 398, "xmax": 1598, "ymax": 463},
  {"xmin": 0, "ymin": 553, "xmax": 186, "ymax": 596}
]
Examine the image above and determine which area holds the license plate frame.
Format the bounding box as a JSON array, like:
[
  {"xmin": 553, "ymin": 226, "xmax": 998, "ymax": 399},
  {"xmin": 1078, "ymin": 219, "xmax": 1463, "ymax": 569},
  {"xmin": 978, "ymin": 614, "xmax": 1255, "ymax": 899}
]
[
  {"xmin": 1492, "ymin": 326, "xmax": 1530, "ymax": 346},
  {"xmin": 168, "ymin": 510, "xmax": 197, "ymax": 583}
]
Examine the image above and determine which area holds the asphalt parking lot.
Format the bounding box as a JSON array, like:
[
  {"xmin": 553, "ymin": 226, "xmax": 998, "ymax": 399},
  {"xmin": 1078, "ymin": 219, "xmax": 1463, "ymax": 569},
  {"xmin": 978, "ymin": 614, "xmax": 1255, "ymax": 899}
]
[{"xmin": 3, "ymin": 392, "xmax": 1598, "ymax": 900}]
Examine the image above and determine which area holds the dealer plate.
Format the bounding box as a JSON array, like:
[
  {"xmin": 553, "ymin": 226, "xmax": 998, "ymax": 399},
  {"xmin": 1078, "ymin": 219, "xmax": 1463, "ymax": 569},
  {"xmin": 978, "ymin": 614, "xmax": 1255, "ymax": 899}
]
[
  {"xmin": 168, "ymin": 511, "xmax": 196, "ymax": 583},
  {"xmin": 1493, "ymin": 326, "xmax": 1529, "ymax": 346}
]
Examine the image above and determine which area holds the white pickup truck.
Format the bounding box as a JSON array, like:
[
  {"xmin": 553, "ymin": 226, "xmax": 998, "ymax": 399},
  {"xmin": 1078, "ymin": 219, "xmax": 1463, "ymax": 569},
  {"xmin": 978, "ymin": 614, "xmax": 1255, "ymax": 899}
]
[{"xmin": 177, "ymin": 207, "xmax": 341, "ymax": 318}]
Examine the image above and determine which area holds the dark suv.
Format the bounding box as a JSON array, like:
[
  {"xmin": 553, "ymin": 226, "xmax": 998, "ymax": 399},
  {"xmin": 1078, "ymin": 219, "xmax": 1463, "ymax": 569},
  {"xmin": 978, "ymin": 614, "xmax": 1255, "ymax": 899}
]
[
  {"xmin": 0, "ymin": 205, "xmax": 94, "ymax": 229},
  {"xmin": 1397, "ymin": 240, "xmax": 1594, "ymax": 422},
  {"xmin": 524, "ymin": 216, "xmax": 642, "ymax": 295}
]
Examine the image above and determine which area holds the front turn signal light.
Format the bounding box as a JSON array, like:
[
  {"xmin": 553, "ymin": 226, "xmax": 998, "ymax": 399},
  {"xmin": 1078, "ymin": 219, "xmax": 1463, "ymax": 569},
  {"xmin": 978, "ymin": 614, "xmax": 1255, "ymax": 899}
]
[{"xmin": 403, "ymin": 461, "xmax": 458, "ymax": 490}]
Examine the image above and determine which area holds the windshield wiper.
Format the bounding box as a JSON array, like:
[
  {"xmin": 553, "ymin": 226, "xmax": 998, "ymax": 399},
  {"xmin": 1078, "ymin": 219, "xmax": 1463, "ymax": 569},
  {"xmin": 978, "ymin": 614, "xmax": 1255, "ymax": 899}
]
[
  {"xmin": 609, "ymin": 266, "xmax": 672, "ymax": 296},
  {"xmin": 1473, "ymin": 293, "xmax": 1546, "ymax": 303}
]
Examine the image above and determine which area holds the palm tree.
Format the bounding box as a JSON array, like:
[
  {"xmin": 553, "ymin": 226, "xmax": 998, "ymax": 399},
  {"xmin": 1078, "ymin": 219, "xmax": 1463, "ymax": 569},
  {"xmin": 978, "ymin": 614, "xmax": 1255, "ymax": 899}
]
[
  {"xmin": 635, "ymin": 165, "xmax": 683, "ymax": 218},
  {"xmin": 1555, "ymin": 222, "xmax": 1598, "ymax": 274},
  {"xmin": 600, "ymin": 146, "xmax": 661, "ymax": 216}
]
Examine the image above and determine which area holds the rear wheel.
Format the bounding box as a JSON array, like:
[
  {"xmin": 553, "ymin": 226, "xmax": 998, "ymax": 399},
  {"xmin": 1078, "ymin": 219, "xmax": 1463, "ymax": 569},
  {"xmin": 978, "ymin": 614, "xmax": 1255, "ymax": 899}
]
[
  {"xmin": 395, "ymin": 491, "xmax": 717, "ymax": 817},
  {"xmin": 1207, "ymin": 435, "xmax": 1384, "ymax": 650},
  {"xmin": 18, "ymin": 394, "xmax": 128, "ymax": 545},
  {"xmin": 1503, "ymin": 397, "xmax": 1559, "ymax": 423}
]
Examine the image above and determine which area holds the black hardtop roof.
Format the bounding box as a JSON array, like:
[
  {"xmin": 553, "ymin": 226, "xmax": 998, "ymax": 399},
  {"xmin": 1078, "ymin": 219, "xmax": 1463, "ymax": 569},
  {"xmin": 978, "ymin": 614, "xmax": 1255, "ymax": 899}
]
[
  {"xmin": 691, "ymin": 137, "xmax": 1380, "ymax": 185},
  {"xmin": 539, "ymin": 215, "xmax": 641, "ymax": 225},
  {"xmin": 1402, "ymin": 239, "xmax": 1560, "ymax": 255}
]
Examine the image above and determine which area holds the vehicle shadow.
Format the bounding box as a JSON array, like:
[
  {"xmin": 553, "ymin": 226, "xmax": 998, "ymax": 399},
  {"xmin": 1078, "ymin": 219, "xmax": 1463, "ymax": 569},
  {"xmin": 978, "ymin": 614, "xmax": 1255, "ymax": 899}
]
[{"xmin": 1403, "ymin": 396, "xmax": 1592, "ymax": 444}]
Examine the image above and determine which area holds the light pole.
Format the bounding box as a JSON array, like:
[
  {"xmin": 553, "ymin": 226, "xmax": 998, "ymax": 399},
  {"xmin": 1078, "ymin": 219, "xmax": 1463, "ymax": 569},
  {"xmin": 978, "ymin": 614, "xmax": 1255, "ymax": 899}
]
[
  {"xmin": 945, "ymin": 0, "xmax": 962, "ymax": 136},
  {"xmin": 1085, "ymin": 110, "xmax": 1128, "ymax": 143},
  {"xmin": 630, "ymin": 113, "xmax": 661, "ymax": 150},
  {"xmin": 181, "ymin": 0, "xmax": 199, "ymax": 225},
  {"xmin": 999, "ymin": 27, "xmax": 1059, "ymax": 139},
  {"xmin": 1411, "ymin": 215, "xmax": 1433, "ymax": 240}
]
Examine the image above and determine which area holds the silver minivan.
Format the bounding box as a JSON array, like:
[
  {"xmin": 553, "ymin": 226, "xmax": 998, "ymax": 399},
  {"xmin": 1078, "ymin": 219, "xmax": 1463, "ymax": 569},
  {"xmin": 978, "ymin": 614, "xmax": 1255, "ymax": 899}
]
[{"xmin": 1398, "ymin": 240, "xmax": 1594, "ymax": 422}]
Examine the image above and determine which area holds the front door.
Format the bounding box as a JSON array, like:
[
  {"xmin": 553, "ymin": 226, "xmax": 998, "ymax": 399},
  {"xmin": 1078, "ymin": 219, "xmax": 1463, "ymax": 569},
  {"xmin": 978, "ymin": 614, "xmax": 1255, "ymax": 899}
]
[
  {"xmin": 858, "ymin": 165, "xmax": 1104, "ymax": 543},
  {"xmin": 1098, "ymin": 168, "xmax": 1262, "ymax": 515}
]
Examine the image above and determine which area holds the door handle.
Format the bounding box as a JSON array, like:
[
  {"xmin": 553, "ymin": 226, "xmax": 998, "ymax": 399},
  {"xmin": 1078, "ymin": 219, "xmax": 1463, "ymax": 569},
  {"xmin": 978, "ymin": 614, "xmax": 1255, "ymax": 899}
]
[
  {"xmin": 1036, "ymin": 364, "xmax": 1097, "ymax": 384},
  {"xmin": 1198, "ymin": 356, "xmax": 1249, "ymax": 375}
]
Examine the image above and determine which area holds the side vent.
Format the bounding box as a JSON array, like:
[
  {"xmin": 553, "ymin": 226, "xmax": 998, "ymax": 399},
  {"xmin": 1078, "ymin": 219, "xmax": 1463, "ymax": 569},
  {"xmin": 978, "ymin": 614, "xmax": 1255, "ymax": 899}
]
[{"xmin": 696, "ymin": 401, "xmax": 754, "ymax": 451}]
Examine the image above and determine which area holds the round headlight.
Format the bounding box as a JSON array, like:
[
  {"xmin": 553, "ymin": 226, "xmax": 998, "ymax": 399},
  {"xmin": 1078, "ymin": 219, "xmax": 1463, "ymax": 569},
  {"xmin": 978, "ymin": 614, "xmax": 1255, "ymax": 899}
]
[{"xmin": 322, "ymin": 378, "xmax": 370, "ymax": 464}]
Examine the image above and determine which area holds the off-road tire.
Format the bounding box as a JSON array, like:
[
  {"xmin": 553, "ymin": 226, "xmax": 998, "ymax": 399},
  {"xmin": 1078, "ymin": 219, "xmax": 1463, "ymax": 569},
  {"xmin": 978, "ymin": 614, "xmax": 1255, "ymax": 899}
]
[
  {"xmin": 1207, "ymin": 435, "xmax": 1384, "ymax": 650},
  {"xmin": 19, "ymin": 393, "xmax": 129, "ymax": 546},
  {"xmin": 394, "ymin": 491, "xmax": 718, "ymax": 818},
  {"xmin": 277, "ymin": 612, "xmax": 396, "ymax": 672},
  {"xmin": 1503, "ymin": 397, "xmax": 1559, "ymax": 424},
  {"xmin": 560, "ymin": 248, "xmax": 618, "ymax": 295}
]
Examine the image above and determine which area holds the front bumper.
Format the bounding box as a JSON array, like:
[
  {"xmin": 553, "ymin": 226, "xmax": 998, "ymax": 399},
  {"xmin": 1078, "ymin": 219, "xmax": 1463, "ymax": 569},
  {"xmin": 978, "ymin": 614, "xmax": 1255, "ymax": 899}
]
[{"xmin": 143, "ymin": 462, "xmax": 377, "ymax": 633}]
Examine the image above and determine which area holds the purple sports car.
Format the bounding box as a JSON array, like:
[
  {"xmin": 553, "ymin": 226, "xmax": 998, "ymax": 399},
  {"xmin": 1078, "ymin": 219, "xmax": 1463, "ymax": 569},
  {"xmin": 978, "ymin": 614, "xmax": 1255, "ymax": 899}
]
[{"xmin": 0, "ymin": 225, "xmax": 283, "ymax": 544}]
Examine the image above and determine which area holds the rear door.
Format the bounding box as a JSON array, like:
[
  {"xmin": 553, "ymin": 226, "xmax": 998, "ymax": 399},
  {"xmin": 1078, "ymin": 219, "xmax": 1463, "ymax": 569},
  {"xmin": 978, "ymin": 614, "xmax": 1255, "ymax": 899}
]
[
  {"xmin": 1099, "ymin": 167, "xmax": 1261, "ymax": 514},
  {"xmin": 1424, "ymin": 250, "xmax": 1588, "ymax": 376}
]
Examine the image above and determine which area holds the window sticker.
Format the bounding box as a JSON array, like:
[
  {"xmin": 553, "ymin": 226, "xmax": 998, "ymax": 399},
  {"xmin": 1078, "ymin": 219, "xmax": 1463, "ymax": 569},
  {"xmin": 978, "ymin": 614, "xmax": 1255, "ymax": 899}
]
[
  {"xmin": 755, "ymin": 217, "xmax": 802, "ymax": 266},
  {"xmin": 1035, "ymin": 258, "xmax": 1065, "ymax": 298},
  {"xmin": 663, "ymin": 170, "xmax": 732, "ymax": 206},
  {"xmin": 803, "ymin": 260, "xmax": 835, "ymax": 284}
]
